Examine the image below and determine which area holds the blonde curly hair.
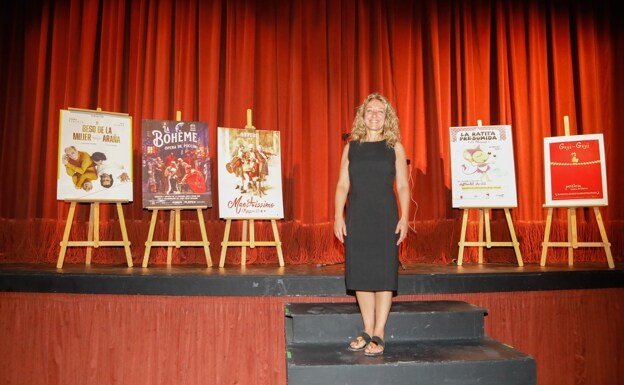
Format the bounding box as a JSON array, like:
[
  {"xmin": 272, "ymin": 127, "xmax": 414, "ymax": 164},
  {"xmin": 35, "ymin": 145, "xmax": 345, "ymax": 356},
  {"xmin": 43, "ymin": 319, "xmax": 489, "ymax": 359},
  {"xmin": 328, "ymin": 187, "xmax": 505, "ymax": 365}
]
[{"xmin": 349, "ymin": 93, "xmax": 400, "ymax": 148}]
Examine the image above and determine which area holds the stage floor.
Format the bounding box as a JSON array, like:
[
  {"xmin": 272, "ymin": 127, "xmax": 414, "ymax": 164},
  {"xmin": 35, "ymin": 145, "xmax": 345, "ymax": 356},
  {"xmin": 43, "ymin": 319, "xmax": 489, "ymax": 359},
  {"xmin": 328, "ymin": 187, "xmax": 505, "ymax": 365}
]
[{"xmin": 1, "ymin": 261, "xmax": 622, "ymax": 296}]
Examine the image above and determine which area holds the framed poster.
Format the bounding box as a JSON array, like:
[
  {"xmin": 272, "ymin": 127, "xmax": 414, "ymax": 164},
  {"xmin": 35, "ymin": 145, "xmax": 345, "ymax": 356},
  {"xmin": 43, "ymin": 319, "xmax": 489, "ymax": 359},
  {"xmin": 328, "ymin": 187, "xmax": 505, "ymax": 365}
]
[
  {"xmin": 141, "ymin": 119, "xmax": 212, "ymax": 208},
  {"xmin": 449, "ymin": 125, "xmax": 518, "ymax": 208},
  {"xmin": 543, "ymin": 133, "xmax": 608, "ymax": 206},
  {"xmin": 57, "ymin": 108, "xmax": 133, "ymax": 201},
  {"xmin": 217, "ymin": 127, "xmax": 284, "ymax": 218}
]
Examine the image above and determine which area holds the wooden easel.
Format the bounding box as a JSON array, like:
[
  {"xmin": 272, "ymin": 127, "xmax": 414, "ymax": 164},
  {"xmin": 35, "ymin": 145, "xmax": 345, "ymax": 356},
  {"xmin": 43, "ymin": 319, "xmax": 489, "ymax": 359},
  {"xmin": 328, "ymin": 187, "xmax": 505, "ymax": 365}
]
[
  {"xmin": 142, "ymin": 206, "xmax": 212, "ymax": 267},
  {"xmin": 141, "ymin": 111, "xmax": 212, "ymax": 267},
  {"xmin": 57, "ymin": 200, "xmax": 133, "ymax": 268},
  {"xmin": 219, "ymin": 217, "xmax": 284, "ymax": 267},
  {"xmin": 540, "ymin": 116, "xmax": 614, "ymax": 269},
  {"xmin": 218, "ymin": 109, "xmax": 284, "ymax": 268},
  {"xmin": 456, "ymin": 120, "xmax": 523, "ymax": 266},
  {"xmin": 457, "ymin": 206, "xmax": 523, "ymax": 266},
  {"xmin": 57, "ymin": 106, "xmax": 133, "ymax": 268}
]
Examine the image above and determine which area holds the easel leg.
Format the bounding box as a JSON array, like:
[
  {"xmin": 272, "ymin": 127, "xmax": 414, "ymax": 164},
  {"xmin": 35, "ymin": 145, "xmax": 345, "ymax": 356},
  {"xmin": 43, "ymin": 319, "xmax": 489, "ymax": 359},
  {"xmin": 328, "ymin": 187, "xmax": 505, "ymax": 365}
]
[
  {"xmin": 86, "ymin": 203, "xmax": 95, "ymax": 265},
  {"xmin": 167, "ymin": 210, "xmax": 175, "ymax": 265},
  {"xmin": 142, "ymin": 209, "xmax": 159, "ymax": 267},
  {"xmin": 457, "ymin": 209, "xmax": 469, "ymax": 266},
  {"xmin": 593, "ymin": 207, "xmax": 615, "ymax": 269},
  {"xmin": 57, "ymin": 202, "xmax": 78, "ymax": 268},
  {"xmin": 196, "ymin": 208, "xmax": 212, "ymax": 267},
  {"xmin": 504, "ymin": 208, "xmax": 523, "ymax": 266},
  {"xmin": 116, "ymin": 203, "xmax": 133, "ymax": 267},
  {"xmin": 175, "ymin": 209, "xmax": 181, "ymax": 248},
  {"xmin": 567, "ymin": 208, "xmax": 575, "ymax": 266},
  {"xmin": 249, "ymin": 219, "xmax": 255, "ymax": 248},
  {"xmin": 241, "ymin": 220, "xmax": 248, "ymax": 266},
  {"xmin": 219, "ymin": 219, "xmax": 232, "ymax": 267},
  {"xmin": 484, "ymin": 208, "xmax": 492, "ymax": 248},
  {"xmin": 478, "ymin": 209, "xmax": 484, "ymax": 264},
  {"xmin": 271, "ymin": 219, "xmax": 284, "ymax": 267},
  {"xmin": 93, "ymin": 202, "xmax": 100, "ymax": 249},
  {"xmin": 540, "ymin": 208, "xmax": 553, "ymax": 266},
  {"xmin": 570, "ymin": 208, "xmax": 578, "ymax": 249}
]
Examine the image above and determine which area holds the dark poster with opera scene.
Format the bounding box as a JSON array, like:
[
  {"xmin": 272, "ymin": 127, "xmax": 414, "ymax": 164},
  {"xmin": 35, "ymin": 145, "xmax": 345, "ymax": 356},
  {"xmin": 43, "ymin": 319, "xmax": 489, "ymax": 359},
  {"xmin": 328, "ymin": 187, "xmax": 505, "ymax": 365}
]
[{"xmin": 141, "ymin": 119, "xmax": 212, "ymax": 208}]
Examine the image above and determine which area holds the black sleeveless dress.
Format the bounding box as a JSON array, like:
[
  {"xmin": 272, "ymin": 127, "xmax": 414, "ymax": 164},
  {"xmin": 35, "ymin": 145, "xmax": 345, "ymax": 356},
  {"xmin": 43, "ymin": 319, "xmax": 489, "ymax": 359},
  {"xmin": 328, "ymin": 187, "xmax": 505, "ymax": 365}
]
[{"xmin": 345, "ymin": 140, "xmax": 399, "ymax": 292}]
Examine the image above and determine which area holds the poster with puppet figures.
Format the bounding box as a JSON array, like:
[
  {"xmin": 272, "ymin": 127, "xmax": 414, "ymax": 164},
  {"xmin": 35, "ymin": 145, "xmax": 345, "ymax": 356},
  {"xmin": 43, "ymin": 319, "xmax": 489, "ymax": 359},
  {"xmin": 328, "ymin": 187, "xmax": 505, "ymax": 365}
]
[
  {"xmin": 217, "ymin": 127, "xmax": 284, "ymax": 218},
  {"xmin": 449, "ymin": 125, "xmax": 518, "ymax": 208},
  {"xmin": 57, "ymin": 108, "xmax": 133, "ymax": 201},
  {"xmin": 543, "ymin": 133, "xmax": 608, "ymax": 207},
  {"xmin": 141, "ymin": 119, "xmax": 212, "ymax": 208}
]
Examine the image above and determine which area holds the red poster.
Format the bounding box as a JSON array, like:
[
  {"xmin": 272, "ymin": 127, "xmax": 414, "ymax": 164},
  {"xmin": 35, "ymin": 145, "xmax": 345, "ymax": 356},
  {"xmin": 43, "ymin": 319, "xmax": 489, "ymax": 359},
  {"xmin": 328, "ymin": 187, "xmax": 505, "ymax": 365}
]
[{"xmin": 543, "ymin": 134, "xmax": 608, "ymax": 206}]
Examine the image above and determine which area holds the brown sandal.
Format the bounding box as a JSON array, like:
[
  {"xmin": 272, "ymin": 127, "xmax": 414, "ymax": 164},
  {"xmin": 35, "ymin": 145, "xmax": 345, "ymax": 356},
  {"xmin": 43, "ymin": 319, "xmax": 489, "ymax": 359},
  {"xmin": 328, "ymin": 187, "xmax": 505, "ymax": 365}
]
[
  {"xmin": 348, "ymin": 332, "xmax": 372, "ymax": 351},
  {"xmin": 364, "ymin": 336, "xmax": 385, "ymax": 356}
]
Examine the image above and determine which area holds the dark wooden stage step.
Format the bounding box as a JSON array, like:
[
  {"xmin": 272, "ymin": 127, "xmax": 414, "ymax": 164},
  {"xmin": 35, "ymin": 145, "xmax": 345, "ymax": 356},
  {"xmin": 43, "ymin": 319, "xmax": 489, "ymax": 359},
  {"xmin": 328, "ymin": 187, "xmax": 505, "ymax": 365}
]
[
  {"xmin": 285, "ymin": 301, "xmax": 536, "ymax": 385},
  {"xmin": 285, "ymin": 300, "xmax": 486, "ymax": 344}
]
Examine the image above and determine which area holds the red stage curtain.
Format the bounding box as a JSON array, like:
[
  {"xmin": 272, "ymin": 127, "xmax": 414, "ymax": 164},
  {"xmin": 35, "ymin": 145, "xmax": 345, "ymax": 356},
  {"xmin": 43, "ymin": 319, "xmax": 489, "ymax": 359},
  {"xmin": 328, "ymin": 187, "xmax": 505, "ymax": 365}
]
[{"xmin": 0, "ymin": 0, "xmax": 622, "ymax": 265}]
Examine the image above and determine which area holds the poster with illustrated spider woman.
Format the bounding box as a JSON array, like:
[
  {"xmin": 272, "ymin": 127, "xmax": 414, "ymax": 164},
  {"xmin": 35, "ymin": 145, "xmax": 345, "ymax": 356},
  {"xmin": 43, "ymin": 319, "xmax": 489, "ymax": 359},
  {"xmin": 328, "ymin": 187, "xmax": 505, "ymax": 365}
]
[{"xmin": 57, "ymin": 108, "xmax": 133, "ymax": 202}]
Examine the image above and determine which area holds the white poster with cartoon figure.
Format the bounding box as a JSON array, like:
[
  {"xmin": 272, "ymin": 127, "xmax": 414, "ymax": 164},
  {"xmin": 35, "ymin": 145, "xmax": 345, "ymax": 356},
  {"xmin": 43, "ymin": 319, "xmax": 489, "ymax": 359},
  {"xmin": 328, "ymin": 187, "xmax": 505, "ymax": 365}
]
[
  {"xmin": 217, "ymin": 127, "xmax": 284, "ymax": 218},
  {"xmin": 449, "ymin": 125, "xmax": 517, "ymax": 208},
  {"xmin": 57, "ymin": 109, "xmax": 133, "ymax": 201}
]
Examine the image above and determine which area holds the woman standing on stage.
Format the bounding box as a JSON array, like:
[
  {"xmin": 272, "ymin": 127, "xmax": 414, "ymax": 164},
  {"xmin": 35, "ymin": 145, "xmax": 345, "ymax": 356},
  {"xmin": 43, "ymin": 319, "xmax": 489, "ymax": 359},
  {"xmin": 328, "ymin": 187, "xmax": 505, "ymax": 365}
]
[{"xmin": 333, "ymin": 92, "xmax": 410, "ymax": 356}]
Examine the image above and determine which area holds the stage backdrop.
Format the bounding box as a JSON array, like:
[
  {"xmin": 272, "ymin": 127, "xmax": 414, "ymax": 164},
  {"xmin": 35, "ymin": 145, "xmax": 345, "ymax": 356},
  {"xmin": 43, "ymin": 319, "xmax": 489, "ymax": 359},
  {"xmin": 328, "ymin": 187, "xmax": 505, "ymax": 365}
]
[{"xmin": 0, "ymin": 0, "xmax": 623, "ymax": 264}]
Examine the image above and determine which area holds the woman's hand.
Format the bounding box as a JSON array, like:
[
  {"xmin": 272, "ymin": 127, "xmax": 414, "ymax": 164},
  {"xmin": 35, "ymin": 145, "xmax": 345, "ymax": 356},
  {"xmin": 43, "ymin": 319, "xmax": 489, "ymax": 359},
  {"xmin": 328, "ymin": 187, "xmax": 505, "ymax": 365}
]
[
  {"xmin": 334, "ymin": 217, "xmax": 347, "ymax": 243},
  {"xmin": 395, "ymin": 220, "xmax": 408, "ymax": 245}
]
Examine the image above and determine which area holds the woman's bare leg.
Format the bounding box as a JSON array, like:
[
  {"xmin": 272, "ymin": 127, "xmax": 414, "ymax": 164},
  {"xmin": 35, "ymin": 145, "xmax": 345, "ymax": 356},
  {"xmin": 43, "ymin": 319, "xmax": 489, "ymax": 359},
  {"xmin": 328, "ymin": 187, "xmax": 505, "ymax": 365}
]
[
  {"xmin": 350, "ymin": 291, "xmax": 376, "ymax": 349},
  {"xmin": 365, "ymin": 291, "xmax": 393, "ymax": 354}
]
